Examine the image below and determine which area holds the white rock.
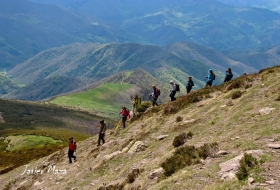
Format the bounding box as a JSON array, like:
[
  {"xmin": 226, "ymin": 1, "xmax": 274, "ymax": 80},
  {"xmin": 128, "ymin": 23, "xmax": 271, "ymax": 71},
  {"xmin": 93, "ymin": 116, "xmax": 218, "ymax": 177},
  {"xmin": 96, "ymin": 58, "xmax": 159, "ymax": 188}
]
[
  {"xmin": 268, "ymin": 144, "xmax": 280, "ymax": 149},
  {"xmin": 248, "ymin": 177, "xmax": 254, "ymax": 185},
  {"xmin": 265, "ymin": 180, "xmax": 275, "ymax": 185},
  {"xmin": 34, "ymin": 181, "xmax": 44, "ymax": 186},
  {"xmin": 259, "ymin": 107, "xmax": 275, "ymax": 115},
  {"xmin": 157, "ymin": 135, "xmax": 168, "ymax": 140},
  {"xmin": 221, "ymin": 172, "xmax": 237, "ymax": 181}
]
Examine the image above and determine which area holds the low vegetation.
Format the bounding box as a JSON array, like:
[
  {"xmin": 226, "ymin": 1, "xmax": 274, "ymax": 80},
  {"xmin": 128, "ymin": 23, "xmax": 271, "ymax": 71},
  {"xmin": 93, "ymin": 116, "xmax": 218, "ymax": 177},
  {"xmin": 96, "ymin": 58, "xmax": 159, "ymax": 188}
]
[
  {"xmin": 161, "ymin": 143, "xmax": 219, "ymax": 176},
  {"xmin": 236, "ymin": 153, "xmax": 259, "ymax": 180},
  {"xmin": 172, "ymin": 131, "xmax": 193, "ymax": 148}
]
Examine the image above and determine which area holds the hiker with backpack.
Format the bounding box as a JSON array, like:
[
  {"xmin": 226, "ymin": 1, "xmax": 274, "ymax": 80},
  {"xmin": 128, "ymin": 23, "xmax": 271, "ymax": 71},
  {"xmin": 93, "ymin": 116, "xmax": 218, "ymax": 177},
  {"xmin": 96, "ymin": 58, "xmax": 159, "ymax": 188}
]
[
  {"xmin": 205, "ymin": 69, "xmax": 215, "ymax": 87},
  {"xmin": 169, "ymin": 80, "xmax": 178, "ymax": 101},
  {"xmin": 119, "ymin": 107, "xmax": 130, "ymax": 129},
  {"xmin": 150, "ymin": 85, "xmax": 160, "ymax": 106},
  {"xmin": 131, "ymin": 95, "xmax": 141, "ymax": 116},
  {"xmin": 186, "ymin": 77, "xmax": 194, "ymax": 93},
  {"xmin": 96, "ymin": 120, "xmax": 106, "ymax": 147},
  {"xmin": 68, "ymin": 137, "xmax": 76, "ymax": 164},
  {"xmin": 224, "ymin": 68, "xmax": 233, "ymax": 82}
]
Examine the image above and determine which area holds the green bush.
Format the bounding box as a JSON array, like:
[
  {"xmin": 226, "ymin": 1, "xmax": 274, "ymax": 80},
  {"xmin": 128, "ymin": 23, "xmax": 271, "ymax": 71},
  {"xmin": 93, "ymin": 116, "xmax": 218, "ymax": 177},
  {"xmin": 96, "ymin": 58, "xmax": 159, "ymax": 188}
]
[
  {"xmin": 161, "ymin": 143, "xmax": 219, "ymax": 176},
  {"xmin": 137, "ymin": 101, "xmax": 152, "ymax": 112},
  {"xmin": 236, "ymin": 153, "xmax": 258, "ymax": 180}
]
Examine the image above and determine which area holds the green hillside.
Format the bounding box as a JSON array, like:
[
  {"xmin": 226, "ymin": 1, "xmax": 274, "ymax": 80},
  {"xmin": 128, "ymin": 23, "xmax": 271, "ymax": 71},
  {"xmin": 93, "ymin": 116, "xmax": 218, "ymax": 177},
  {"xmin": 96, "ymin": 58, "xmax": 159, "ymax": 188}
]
[
  {"xmin": 6, "ymin": 43, "xmax": 214, "ymax": 101},
  {"xmin": 0, "ymin": 72, "xmax": 20, "ymax": 96},
  {"xmin": 164, "ymin": 41, "xmax": 257, "ymax": 75},
  {"xmin": 5, "ymin": 75, "xmax": 93, "ymax": 101},
  {"xmin": 51, "ymin": 83, "xmax": 135, "ymax": 120},
  {"xmin": 0, "ymin": 97, "xmax": 116, "ymax": 174}
]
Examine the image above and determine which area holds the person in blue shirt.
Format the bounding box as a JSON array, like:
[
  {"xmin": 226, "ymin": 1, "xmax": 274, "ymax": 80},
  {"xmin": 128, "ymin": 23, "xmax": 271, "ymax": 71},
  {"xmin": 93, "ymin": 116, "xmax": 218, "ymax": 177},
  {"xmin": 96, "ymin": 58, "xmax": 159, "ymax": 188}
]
[{"xmin": 205, "ymin": 69, "xmax": 215, "ymax": 87}]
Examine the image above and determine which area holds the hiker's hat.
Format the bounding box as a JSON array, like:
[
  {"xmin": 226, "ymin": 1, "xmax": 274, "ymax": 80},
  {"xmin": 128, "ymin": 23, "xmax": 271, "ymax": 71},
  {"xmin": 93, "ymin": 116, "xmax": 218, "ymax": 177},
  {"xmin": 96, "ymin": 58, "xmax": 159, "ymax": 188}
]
[{"xmin": 170, "ymin": 80, "xmax": 174, "ymax": 83}]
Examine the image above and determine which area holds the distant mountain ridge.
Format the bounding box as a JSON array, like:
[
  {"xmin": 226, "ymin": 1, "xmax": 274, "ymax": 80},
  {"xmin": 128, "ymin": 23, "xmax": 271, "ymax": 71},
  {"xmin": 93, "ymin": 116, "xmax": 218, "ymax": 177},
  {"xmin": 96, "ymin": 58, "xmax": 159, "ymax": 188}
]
[
  {"xmin": 7, "ymin": 42, "xmax": 214, "ymax": 101},
  {"xmin": 30, "ymin": 0, "xmax": 280, "ymax": 51},
  {"xmin": 216, "ymin": 0, "xmax": 280, "ymax": 13},
  {"xmin": 0, "ymin": 0, "xmax": 138, "ymax": 69}
]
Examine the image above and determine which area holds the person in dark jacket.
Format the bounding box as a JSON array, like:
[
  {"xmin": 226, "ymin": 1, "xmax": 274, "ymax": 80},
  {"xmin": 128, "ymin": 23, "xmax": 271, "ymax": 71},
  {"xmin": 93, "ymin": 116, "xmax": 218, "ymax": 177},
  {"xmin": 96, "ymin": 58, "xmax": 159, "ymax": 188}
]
[
  {"xmin": 186, "ymin": 77, "xmax": 194, "ymax": 93},
  {"xmin": 119, "ymin": 107, "xmax": 130, "ymax": 129},
  {"xmin": 150, "ymin": 85, "xmax": 160, "ymax": 106},
  {"xmin": 224, "ymin": 68, "xmax": 233, "ymax": 82},
  {"xmin": 68, "ymin": 137, "xmax": 76, "ymax": 163},
  {"xmin": 97, "ymin": 120, "xmax": 106, "ymax": 147},
  {"xmin": 205, "ymin": 69, "xmax": 215, "ymax": 87},
  {"xmin": 169, "ymin": 80, "xmax": 177, "ymax": 101}
]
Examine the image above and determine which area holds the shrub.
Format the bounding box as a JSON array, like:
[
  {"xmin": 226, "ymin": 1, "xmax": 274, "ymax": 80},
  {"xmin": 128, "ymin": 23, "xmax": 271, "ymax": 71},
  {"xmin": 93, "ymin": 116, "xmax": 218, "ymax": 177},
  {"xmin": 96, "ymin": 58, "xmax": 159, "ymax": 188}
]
[
  {"xmin": 173, "ymin": 132, "xmax": 193, "ymax": 148},
  {"xmin": 197, "ymin": 142, "xmax": 219, "ymax": 159},
  {"xmin": 137, "ymin": 101, "xmax": 152, "ymax": 112},
  {"xmin": 236, "ymin": 153, "xmax": 258, "ymax": 180},
  {"xmin": 176, "ymin": 116, "xmax": 183, "ymax": 122},
  {"xmin": 232, "ymin": 91, "xmax": 242, "ymax": 99},
  {"xmin": 173, "ymin": 132, "xmax": 186, "ymax": 148},
  {"xmin": 161, "ymin": 143, "xmax": 219, "ymax": 176},
  {"xmin": 226, "ymin": 80, "xmax": 243, "ymax": 91}
]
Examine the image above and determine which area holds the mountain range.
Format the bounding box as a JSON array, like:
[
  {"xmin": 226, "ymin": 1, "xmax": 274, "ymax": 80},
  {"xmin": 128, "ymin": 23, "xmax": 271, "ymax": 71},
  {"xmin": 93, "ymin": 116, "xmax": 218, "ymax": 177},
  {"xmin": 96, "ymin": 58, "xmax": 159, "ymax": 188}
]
[
  {"xmin": 216, "ymin": 0, "xmax": 280, "ymax": 13},
  {"xmin": 2, "ymin": 0, "xmax": 280, "ymax": 71}
]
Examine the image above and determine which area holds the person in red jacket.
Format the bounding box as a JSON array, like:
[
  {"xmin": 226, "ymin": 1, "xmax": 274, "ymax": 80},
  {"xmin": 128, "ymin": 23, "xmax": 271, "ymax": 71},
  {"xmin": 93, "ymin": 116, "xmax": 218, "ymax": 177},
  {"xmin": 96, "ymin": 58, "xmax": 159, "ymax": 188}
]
[
  {"xmin": 68, "ymin": 137, "xmax": 76, "ymax": 164},
  {"xmin": 119, "ymin": 107, "xmax": 130, "ymax": 129}
]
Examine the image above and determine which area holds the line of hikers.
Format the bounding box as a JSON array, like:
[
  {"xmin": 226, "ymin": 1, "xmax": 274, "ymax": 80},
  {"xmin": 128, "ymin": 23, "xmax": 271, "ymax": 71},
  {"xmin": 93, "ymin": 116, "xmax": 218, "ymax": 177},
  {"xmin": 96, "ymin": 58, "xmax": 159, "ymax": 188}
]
[{"xmin": 68, "ymin": 68, "xmax": 234, "ymax": 162}]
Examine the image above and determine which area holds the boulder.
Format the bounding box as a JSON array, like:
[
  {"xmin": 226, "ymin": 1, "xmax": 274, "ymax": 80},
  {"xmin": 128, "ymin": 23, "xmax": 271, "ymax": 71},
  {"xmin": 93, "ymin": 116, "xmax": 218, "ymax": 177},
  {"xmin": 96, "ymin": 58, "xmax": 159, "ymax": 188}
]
[
  {"xmin": 128, "ymin": 141, "xmax": 147, "ymax": 154},
  {"xmin": 103, "ymin": 151, "xmax": 121, "ymax": 161},
  {"xmin": 149, "ymin": 167, "xmax": 164, "ymax": 179},
  {"xmin": 221, "ymin": 172, "xmax": 237, "ymax": 181}
]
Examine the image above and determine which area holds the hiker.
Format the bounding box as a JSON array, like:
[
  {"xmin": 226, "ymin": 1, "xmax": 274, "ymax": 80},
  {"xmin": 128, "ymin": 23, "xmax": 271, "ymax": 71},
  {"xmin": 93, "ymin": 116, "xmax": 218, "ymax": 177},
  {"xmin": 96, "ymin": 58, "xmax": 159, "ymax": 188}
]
[
  {"xmin": 186, "ymin": 77, "xmax": 194, "ymax": 93},
  {"xmin": 169, "ymin": 80, "xmax": 177, "ymax": 101},
  {"xmin": 224, "ymin": 68, "xmax": 233, "ymax": 82},
  {"xmin": 96, "ymin": 120, "xmax": 106, "ymax": 147},
  {"xmin": 150, "ymin": 85, "xmax": 160, "ymax": 106},
  {"xmin": 68, "ymin": 137, "xmax": 76, "ymax": 164},
  {"xmin": 131, "ymin": 95, "xmax": 141, "ymax": 116},
  {"xmin": 205, "ymin": 69, "xmax": 215, "ymax": 87},
  {"xmin": 119, "ymin": 107, "xmax": 130, "ymax": 129}
]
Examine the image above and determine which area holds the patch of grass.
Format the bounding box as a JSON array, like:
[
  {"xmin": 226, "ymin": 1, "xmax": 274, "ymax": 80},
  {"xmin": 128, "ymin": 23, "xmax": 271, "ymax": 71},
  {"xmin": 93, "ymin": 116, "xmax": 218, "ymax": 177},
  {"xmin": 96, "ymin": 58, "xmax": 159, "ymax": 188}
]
[
  {"xmin": 51, "ymin": 83, "xmax": 134, "ymax": 119},
  {"xmin": 4, "ymin": 135, "xmax": 62, "ymax": 151},
  {"xmin": 236, "ymin": 153, "xmax": 259, "ymax": 180},
  {"xmin": 161, "ymin": 142, "xmax": 219, "ymax": 176}
]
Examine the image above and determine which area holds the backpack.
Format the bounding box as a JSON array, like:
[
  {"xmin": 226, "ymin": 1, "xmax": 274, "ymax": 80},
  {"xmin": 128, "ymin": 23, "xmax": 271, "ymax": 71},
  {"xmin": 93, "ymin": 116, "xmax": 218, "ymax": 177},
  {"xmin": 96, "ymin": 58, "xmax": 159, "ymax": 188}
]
[
  {"xmin": 175, "ymin": 83, "xmax": 180, "ymax": 92},
  {"xmin": 213, "ymin": 74, "xmax": 216, "ymax": 80},
  {"xmin": 157, "ymin": 88, "xmax": 161, "ymax": 96}
]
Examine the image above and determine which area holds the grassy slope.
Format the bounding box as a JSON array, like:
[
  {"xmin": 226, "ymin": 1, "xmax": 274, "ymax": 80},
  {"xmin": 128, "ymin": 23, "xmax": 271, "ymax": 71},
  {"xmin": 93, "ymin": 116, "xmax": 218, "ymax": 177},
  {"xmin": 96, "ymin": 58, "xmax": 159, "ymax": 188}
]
[
  {"xmin": 1, "ymin": 66, "xmax": 280, "ymax": 189},
  {"xmin": 0, "ymin": 98, "xmax": 114, "ymax": 174},
  {"xmin": 50, "ymin": 83, "xmax": 135, "ymax": 120}
]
